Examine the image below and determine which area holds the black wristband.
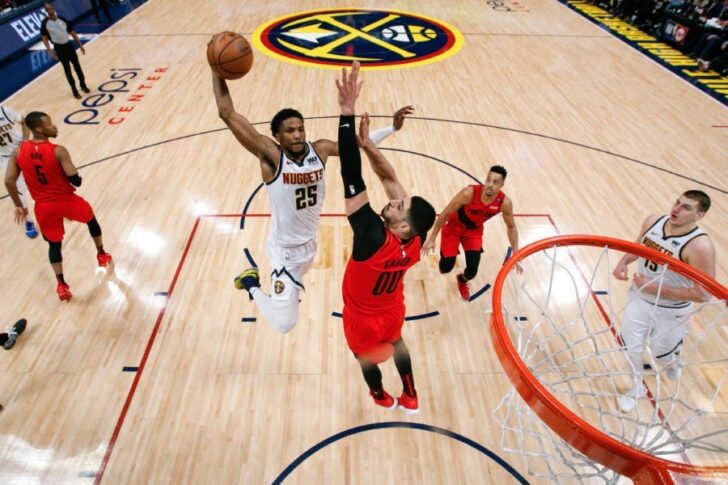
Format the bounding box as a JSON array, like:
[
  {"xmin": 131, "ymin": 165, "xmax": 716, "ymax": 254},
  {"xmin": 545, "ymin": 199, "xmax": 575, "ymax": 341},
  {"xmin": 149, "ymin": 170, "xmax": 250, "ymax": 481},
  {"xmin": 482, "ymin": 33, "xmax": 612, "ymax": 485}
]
[{"xmin": 67, "ymin": 174, "xmax": 82, "ymax": 187}]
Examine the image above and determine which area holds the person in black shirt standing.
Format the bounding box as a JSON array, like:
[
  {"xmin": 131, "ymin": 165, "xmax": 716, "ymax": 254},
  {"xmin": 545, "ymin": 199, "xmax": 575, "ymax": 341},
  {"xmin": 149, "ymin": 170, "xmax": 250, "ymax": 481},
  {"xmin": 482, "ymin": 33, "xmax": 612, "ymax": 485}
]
[{"xmin": 40, "ymin": 1, "xmax": 91, "ymax": 99}]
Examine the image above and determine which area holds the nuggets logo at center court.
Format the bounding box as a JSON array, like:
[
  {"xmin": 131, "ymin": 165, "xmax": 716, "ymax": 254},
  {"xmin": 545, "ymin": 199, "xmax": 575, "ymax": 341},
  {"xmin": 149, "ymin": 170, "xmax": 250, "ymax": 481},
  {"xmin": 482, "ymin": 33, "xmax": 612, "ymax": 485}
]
[{"xmin": 252, "ymin": 8, "xmax": 463, "ymax": 70}]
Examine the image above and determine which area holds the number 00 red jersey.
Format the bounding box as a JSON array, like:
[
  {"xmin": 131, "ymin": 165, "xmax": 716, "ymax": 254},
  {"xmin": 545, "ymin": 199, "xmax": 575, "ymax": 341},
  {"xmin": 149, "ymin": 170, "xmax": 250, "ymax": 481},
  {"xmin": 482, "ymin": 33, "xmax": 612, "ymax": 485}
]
[
  {"xmin": 15, "ymin": 140, "xmax": 75, "ymax": 202},
  {"xmin": 342, "ymin": 230, "xmax": 421, "ymax": 315}
]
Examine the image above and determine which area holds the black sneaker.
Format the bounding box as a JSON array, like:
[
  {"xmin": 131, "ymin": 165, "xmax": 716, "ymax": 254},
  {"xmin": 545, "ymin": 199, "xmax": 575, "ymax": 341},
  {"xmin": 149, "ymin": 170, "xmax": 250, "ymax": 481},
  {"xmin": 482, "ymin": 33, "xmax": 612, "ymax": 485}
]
[
  {"xmin": 3, "ymin": 319, "xmax": 27, "ymax": 350},
  {"xmin": 81, "ymin": 85, "xmax": 91, "ymax": 93},
  {"xmin": 73, "ymin": 91, "xmax": 82, "ymax": 99}
]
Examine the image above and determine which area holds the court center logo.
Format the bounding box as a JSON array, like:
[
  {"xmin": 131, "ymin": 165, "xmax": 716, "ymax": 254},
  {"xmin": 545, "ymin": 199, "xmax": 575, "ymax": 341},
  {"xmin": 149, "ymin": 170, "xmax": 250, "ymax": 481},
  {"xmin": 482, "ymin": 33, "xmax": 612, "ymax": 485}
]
[{"xmin": 252, "ymin": 8, "xmax": 464, "ymax": 70}]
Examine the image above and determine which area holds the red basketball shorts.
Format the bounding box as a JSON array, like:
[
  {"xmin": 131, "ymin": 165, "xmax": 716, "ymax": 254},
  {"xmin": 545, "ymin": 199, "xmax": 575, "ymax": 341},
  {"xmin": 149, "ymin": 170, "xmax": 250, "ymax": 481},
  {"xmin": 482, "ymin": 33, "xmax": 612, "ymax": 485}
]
[
  {"xmin": 440, "ymin": 220, "xmax": 483, "ymax": 258},
  {"xmin": 343, "ymin": 304, "xmax": 406, "ymax": 363},
  {"xmin": 34, "ymin": 195, "xmax": 94, "ymax": 243}
]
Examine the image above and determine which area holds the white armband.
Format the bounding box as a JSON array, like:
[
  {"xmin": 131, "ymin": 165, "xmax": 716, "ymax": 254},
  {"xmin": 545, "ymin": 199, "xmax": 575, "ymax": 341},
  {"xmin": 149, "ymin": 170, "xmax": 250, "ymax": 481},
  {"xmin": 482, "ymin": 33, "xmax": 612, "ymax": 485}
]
[{"xmin": 370, "ymin": 125, "xmax": 396, "ymax": 146}]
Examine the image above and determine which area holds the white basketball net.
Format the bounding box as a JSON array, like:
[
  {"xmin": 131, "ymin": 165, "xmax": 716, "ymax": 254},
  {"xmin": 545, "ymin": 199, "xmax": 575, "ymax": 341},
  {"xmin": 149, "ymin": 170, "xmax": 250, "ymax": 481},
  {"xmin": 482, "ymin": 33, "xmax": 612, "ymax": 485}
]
[{"xmin": 492, "ymin": 243, "xmax": 728, "ymax": 484}]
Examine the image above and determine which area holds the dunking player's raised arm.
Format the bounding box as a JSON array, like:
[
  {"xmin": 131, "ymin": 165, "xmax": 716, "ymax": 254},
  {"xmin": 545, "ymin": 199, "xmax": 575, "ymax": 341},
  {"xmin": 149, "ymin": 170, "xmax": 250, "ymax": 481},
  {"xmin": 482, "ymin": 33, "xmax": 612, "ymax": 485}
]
[{"xmin": 210, "ymin": 61, "xmax": 279, "ymax": 180}]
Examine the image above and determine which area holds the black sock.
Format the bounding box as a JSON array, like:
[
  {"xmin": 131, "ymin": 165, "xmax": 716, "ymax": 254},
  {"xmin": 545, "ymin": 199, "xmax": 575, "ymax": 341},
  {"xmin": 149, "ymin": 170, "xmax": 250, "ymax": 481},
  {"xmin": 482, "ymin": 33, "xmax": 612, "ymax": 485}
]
[
  {"xmin": 393, "ymin": 340, "xmax": 416, "ymax": 397},
  {"xmin": 97, "ymin": 246, "xmax": 105, "ymax": 255},
  {"xmin": 56, "ymin": 273, "xmax": 66, "ymax": 285},
  {"xmin": 401, "ymin": 374, "xmax": 416, "ymax": 397},
  {"xmin": 359, "ymin": 358, "xmax": 383, "ymax": 397},
  {"xmin": 457, "ymin": 273, "xmax": 468, "ymax": 283}
]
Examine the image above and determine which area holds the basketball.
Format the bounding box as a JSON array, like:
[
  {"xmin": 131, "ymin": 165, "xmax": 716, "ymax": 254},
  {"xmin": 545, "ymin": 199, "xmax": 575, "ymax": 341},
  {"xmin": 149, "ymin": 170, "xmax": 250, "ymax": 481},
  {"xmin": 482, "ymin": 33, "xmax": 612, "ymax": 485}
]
[{"xmin": 207, "ymin": 32, "xmax": 253, "ymax": 80}]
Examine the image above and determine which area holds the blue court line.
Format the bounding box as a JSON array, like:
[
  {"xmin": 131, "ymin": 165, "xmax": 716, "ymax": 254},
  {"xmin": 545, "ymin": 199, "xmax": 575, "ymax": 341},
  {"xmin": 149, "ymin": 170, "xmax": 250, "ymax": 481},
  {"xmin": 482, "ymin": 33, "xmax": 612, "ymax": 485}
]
[
  {"xmin": 468, "ymin": 284, "xmax": 492, "ymax": 302},
  {"xmin": 243, "ymin": 248, "xmax": 257, "ymax": 268},
  {"xmin": 330, "ymin": 311, "xmax": 440, "ymax": 322},
  {"xmin": 502, "ymin": 246, "xmax": 513, "ymax": 264},
  {"xmin": 153, "ymin": 291, "xmax": 167, "ymax": 296},
  {"xmin": 240, "ymin": 183, "xmax": 265, "ymax": 229},
  {"xmin": 515, "ymin": 316, "xmax": 528, "ymax": 321},
  {"xmin": 594, "ymin": 290, "xmax": 608, "ymax": 295},
  {"xmin": 241, "ymin": 317, "xmax": 256, "ymax": 323},
  {"xmin": 405, "ymin": 311, "xmax": 439, "ymax": 321},
  {"xmin": 122, "ymin": 367, "xmax": 138, "ymax": 372},
  {"xmin": 272, "ymin": 421, "xmax": 529, "ymax": 484},
  {"xmin": 0, "ymin": 116, "xmax": 717, "ymax": 201}
]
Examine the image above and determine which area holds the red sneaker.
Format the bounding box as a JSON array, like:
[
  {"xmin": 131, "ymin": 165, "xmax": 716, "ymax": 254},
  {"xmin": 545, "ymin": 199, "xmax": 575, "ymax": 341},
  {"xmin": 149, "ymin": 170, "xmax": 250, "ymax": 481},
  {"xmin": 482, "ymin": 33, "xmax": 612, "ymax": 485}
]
[
  {"xmin": 398, "ymin": 392, "xmax": 419, "ymax": 415},
  {"xmin": 456, "ymin": 273, "xmax": 470, "ymax": 301},
  {"xmin": 97, "ymin": 252, "xmax": 113, "ymax": 267},
  {"xmin": 370, "ymin": 390, "xmax": 398, "ymax": 410},
  {"xmin": 57, "ymin": 282, "xmax": 72, "ymax": 302}
]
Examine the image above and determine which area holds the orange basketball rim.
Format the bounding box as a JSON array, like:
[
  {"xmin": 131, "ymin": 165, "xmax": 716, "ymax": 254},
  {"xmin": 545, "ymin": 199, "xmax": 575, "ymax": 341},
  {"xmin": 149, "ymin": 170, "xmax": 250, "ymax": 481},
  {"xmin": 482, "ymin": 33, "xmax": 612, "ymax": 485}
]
[{"xmin": 490, "ymin": 234, "xmax": 728, "ymax": 484}]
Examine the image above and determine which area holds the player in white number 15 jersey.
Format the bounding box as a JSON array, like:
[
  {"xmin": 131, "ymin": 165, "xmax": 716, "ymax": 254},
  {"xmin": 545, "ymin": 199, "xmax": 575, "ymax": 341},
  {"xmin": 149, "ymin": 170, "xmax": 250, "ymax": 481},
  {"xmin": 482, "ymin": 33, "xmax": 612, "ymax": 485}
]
[
  {"xmin": 0, "ymin": 106, "xmax": 37, "ymax": 238},
  {"xmin": 612, "ymin": 190, "xmax": 716, "ymax": 412},
  {"xmin": 210, "ymin": 61, "xmax": 412, "ymax": 334}
]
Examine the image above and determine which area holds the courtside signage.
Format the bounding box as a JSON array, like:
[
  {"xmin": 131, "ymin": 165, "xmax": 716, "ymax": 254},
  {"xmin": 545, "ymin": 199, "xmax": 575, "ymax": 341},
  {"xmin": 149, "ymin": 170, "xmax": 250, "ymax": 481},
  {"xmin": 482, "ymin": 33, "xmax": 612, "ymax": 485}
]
[
  {"xmin": 561, "ymin": 0, "xmax": 727, "ymax": 104},
  {"xmin": 252, "ymin": 8, "xmax": 464, "ymax": 70}
]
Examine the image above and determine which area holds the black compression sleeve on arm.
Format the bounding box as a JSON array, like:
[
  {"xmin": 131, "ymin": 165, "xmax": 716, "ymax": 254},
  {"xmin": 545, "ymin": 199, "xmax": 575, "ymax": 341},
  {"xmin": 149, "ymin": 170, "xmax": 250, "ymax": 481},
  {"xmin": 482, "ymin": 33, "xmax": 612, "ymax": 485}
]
[
  {"xmin": 67, "ymin": 174, "xmax": 82, "ymax": 187},
  {"xmin": 338, "ymin": 115, "xmax": 366, "ymax": 199}
]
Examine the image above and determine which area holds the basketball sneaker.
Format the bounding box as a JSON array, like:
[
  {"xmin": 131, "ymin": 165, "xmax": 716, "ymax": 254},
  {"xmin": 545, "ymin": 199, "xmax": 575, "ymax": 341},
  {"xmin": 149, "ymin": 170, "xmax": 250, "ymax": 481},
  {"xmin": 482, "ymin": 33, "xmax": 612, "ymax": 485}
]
[
  {"xmin": 456, "ymin": 273, "xmax": 470, "ymax": 301},
  {"xmin": 57, "ymin": 282, "xmax": 72, "ymax": 302},
  {"xmin": 234, "ymin": 268, "xmax": 261, "ymax": 293},
  {"xmin": 397, "ymin": 392, "xmax": 419, "ymax": 415},
  {"xmin": 3, "ymin": 319, "xmax": 27, "ymax": 350},
  {"xmin": 662, "ymin": 353, "xmax": 682, "ymax": 381},
  {"xmin": 664, "ymin": 364, "xmax": 681, "ymax": 381},
  {"xmin": 97, "ymin": 252, "xmax": 113, "ymax": 267},
  {"xmin": 617, "ymin": 385, "xmax": 646, "ymax": 413},
  {"xmin": 24, "ymin": 221, "xmax": 38, "ymax": 239},
  {"xmin": 370, "ymin": 390, "xmax": 398, "ymax": 410}
]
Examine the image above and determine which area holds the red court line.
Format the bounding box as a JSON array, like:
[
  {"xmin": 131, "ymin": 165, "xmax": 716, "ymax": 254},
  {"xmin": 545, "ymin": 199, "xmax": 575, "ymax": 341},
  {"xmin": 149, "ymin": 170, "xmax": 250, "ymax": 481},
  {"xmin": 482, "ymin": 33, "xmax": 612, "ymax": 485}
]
[
  {"xmin": 95, "ymin": 216, "xmax": 202, "ymax": 483},
  {"xmin": 93, "ymin": 211, "xmax": 573, "ymax": 480},
  {"xmin": 97, "ymin": 211, "xmax": 683, "ymax": 481}
]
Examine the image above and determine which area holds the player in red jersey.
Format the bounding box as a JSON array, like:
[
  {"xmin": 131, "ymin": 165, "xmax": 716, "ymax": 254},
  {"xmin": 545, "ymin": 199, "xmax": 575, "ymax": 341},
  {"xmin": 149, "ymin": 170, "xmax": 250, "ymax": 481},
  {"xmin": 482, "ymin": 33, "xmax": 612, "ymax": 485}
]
[
  {"xmin": 337, "ymin": 62, "xmax": 436, "ymax": 413},
  {"xmin": 4, "ymin": 112, "xmax": 112, "ymax": 301},
  {"xmin": 422, "ymin": 167, "xmax": 520, "ymax": 301}
]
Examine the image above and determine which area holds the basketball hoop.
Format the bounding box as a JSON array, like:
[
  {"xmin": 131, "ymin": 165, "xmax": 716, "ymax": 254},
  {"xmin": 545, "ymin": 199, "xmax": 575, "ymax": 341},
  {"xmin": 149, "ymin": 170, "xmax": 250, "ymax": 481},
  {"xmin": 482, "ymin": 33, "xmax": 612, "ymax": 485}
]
[{"xmin": 490, "ymin": 235, "xmax": 728, "ymax": 484}]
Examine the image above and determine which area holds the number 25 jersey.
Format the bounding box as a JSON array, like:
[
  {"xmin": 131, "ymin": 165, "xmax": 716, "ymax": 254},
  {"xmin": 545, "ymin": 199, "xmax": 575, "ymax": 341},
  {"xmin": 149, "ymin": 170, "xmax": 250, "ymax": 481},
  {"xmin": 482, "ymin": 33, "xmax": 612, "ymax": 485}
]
[{"xmin": 265, "ymin": 141, "xmax": 325, "ymax": 248}]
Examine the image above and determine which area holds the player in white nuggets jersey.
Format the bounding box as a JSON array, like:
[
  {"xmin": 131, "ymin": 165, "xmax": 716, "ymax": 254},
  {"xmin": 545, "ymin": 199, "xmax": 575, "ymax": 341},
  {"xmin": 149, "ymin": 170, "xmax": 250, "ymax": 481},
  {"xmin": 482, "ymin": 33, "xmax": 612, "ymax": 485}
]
[
  {"xmin": 210, "ymin": 64, "xmax": 411, "ymax": 333},
  {"xmin": 0, "ymin": 106, "xmax": 37, "ymax": 238},
  {"xmin": 612, "ymin": 190, "xmax": 716, "ymax": 412}
]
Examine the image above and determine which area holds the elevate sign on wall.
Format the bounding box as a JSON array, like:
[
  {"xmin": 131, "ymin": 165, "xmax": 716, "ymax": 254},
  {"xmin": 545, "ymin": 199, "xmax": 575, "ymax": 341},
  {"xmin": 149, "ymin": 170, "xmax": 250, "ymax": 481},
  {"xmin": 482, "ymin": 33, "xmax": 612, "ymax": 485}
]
[{"xmin": 0, "ymin": 0, "xmax": 92, "ymax": 62}]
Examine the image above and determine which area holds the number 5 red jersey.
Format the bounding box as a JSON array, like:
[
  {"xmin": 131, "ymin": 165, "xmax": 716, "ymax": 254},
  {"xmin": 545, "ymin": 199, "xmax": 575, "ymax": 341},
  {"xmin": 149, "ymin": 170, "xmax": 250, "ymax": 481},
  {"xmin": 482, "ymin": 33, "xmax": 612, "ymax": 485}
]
[{"xmin": 15, "ymin": 140, "xmax": 75, "ymax": 202}]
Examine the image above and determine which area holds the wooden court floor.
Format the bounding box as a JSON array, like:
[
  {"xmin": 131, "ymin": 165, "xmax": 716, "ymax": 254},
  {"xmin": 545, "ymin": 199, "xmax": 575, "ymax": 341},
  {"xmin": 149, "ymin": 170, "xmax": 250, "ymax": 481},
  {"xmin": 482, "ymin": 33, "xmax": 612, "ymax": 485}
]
[{"xmin": 0, "ymin": 0, "xmax": 725, "ymax": 483}]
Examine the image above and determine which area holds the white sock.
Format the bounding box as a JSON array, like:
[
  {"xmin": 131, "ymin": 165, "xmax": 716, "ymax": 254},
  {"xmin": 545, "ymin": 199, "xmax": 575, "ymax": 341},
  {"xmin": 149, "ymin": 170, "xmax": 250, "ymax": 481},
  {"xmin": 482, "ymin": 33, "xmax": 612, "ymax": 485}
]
[{"xmin": 251, "ymin": 287, "xmax": 300, "ymax": 334}]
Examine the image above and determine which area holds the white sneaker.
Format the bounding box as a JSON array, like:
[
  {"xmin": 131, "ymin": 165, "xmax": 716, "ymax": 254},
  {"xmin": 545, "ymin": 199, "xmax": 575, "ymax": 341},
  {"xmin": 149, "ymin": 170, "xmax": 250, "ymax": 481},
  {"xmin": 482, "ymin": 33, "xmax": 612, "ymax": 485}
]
[
  {"xmin": 663, "ymin": 363, "xmax": 681, "ymax": 381},
  {"xmin": 617, "ymin": 385, "xmax": 646, "ymax": 413}
]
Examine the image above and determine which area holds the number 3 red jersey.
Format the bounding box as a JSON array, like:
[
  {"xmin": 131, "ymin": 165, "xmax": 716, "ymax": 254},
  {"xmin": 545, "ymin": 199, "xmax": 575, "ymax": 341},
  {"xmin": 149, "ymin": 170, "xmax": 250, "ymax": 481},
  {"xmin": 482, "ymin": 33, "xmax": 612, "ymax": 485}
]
[
  {"xmin": 343, "ymin": 230, "xmax": 421, "ymax": 315},
  {"xmin": 15, "ymin": 140, "xmax": 75, "ymax": 202}
]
